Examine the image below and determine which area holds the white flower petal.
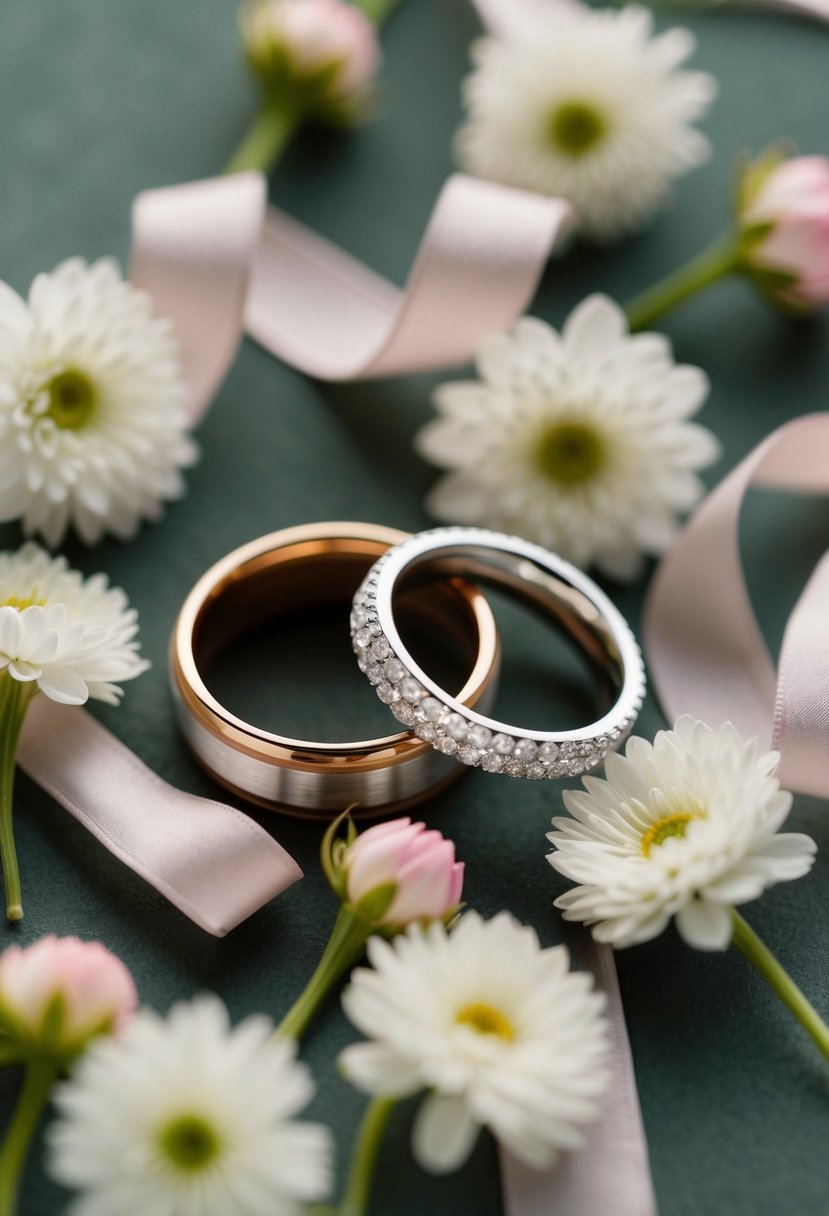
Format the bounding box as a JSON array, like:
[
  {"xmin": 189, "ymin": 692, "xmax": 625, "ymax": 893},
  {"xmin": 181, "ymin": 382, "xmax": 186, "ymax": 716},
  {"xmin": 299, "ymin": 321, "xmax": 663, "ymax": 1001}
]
[
  {"xmin": 37, "ymin": 665, "xmax": 89, "ymax": 705},
  {"xmin": 562, "ymin": 294, "xmax": 627, "ymax": 362},
  {"xmin": 675, "ymin": 899, "xmax": 733, "ymax": 951},
  {"xmin": 412, "ymin": 1093, "xmax": 481, "ymax": 1174}
]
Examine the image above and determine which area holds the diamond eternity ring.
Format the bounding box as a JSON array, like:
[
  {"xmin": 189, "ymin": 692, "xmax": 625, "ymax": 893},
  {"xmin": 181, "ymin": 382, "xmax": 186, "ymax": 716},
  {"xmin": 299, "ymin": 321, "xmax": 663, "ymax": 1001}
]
[{"xmin": 351, "ymin": 527, "xmax": 646, "ymax": 780}]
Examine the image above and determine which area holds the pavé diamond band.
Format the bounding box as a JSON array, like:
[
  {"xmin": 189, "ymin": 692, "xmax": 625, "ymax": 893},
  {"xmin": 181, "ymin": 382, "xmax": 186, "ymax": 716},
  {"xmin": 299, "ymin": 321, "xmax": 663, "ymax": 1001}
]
[
  {"xmin": 171, "ymin": 523, "xmax": 501, "ymax": 817},
  {"xmin": 352, "ymin": 527, "xmax": 646, "ymax": 780}
]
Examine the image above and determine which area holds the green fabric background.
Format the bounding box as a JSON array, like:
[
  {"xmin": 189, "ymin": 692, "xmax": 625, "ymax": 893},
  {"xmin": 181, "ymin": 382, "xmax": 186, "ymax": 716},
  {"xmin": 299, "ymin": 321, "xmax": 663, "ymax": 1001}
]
[{"xmin": 1, "ymin": 1, "xmax": 828, "ymax": 1212}]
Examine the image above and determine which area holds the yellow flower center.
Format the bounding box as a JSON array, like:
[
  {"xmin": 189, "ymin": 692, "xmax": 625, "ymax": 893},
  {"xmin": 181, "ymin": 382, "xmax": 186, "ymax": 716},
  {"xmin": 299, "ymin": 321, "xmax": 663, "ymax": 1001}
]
[
  {"xmin": 641, "ymin": 811, "xmax": 704, "ymax": 857},
  {"xmin": 0, "ymin": 595, "xmax": 44, "ymax": 610},
  {"xmin": 455, "ymin": 1002, "xmax": 514, "ymax": 1041},
  {"xmin": 157, "ymin": 1113, "xmax": 223, "ymax": 1172},
  {"xmin": 548, "ymin": 101, "xmax": 607, "ymax": 157},
  {"xmin": 536, "ymin": 421, "xmax": 606, "ymax": 486},
  {"xmin": 45, "ymin": 368, "xmax": 97, "ymax": 430}
]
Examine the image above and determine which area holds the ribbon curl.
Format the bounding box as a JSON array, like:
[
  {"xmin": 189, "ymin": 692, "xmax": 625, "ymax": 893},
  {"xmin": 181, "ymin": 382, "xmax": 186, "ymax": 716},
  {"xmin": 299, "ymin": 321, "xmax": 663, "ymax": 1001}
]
[
  {"xmin": 645, "ymin": 413, "xmax": 829, "ymax": 798},
  {"xmin": 132, "ymin": 170, "xmax": 572, "ymax": 405}
]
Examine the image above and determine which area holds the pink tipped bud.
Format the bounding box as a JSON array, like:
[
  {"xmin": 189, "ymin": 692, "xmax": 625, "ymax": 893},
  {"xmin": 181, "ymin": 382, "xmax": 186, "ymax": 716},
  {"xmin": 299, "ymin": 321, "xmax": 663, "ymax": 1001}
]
[
  {"xmin": 241, "ymin": 0, "xmax": 380, "ymax": 112},
  {"xmin": 345, "ymin": 817, "xmax": 464, "ymax": 927},
  {"xmin": 0, "ymin": 935, "xmax": 137, "ymax": 1061},
  {"xmin": 739, "ymin": 152, "xmax": 829, "ymax": 312}
]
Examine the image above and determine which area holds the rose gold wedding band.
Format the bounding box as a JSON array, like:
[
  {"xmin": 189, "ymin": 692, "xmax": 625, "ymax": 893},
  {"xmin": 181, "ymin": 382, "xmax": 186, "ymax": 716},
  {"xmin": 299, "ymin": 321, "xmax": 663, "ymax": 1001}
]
[{"xmin": 170, "ymin": 522, "xmax": 500, "ymax": 818}]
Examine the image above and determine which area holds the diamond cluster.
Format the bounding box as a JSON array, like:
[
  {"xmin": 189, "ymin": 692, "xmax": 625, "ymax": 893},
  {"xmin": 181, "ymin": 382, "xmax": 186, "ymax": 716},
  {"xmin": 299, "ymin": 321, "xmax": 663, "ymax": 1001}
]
[{"xmin": 351, "ymin": 569, "xmax": 635, "ymax": 781}]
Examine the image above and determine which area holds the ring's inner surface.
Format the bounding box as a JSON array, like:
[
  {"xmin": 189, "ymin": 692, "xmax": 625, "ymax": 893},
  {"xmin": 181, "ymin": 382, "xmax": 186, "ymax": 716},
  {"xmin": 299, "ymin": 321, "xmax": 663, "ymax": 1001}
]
[
  {"xmin": 393, "ymin": 545, "xmax": 623, "ymax": 727},
  {"xmin": 193, "ymin": 544, "xmax": 490, "ymax": 744}
]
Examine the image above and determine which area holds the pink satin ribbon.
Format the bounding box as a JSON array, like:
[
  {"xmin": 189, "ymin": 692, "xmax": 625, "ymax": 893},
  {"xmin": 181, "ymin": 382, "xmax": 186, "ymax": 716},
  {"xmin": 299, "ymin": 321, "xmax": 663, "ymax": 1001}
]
[
  {"xmin": 645, "ymin": 413, "xmax": 829, "ymax": 798},
  {"xmin": 500, "ymin": 941, "xmax": 657, "ymax": 1216},
  {"xmin": 17, "ymin": 698, "xmax": 302, "ymax": 936},
  {"xmin": 132, "ymin": 171, "xmax": 572, "ymax": 410}
]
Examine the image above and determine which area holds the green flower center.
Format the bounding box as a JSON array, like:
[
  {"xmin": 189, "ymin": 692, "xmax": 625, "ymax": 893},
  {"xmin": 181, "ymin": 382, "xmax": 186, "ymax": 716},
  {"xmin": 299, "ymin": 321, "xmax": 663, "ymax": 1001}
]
[
  {"xmin": 157, "ymin": 1113, "xmax": 223, "ymax": 1172},
  {"xmin": 45, "ymin": 368, "xmax": 97, "ymax": 430},
  {"xmin": 641, "ymin": 810, "xmax": 704, "ymax": 857},
  {"xmin": 548, "ymin": 101, "xmax": 606, "ymax": 157},
  {"xmin": 456, "ymin": 1002, "xmax": 514, "ymax": 1041},
  {"xmin": 536, "ymin": 421, "xmax": 606, "ymax": 486}
]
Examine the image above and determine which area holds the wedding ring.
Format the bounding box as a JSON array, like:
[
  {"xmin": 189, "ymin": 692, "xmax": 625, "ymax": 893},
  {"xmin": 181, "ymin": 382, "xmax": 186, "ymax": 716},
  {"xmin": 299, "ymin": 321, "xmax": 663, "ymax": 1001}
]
[
  {"xmin": 170, "ymin": 523, "xmax": 500, "ymax": 817},
  {"xmin": 352, "ymin": 527, "xmax": 646, "ymax": 780}
]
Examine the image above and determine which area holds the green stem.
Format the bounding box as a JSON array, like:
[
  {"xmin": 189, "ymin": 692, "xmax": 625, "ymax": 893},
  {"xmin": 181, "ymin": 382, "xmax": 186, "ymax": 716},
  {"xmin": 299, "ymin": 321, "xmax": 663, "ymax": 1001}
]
[
  {"xmin": 0, "ymin": 1058, "xmax": 56, "ymax": 1216},
  {"xmin": 0, "ymin": 677, "xmax": 36, "ymax": 922},
  {"xmin": 353, "ymin": 0, "xmax": 404, "ymax": 23},
  {"xmin": 0, "ymin": 1041, "xmax": 21, "ymax": 1070},
  {"xmin": 731, "ymin": 910, "xmax": 829, "ymax": 1063},
  {"xmin": 224, "ymin": 104, "xmax": 298, "ymax": 175},
  {"xmin": 625, "ymin": 235, "xmax": 742, "ymax": 332},
  {"xmin": 275, "ymin": 905, "xmax": 370, "ymax": 1042},
  {"xmin": 339, "ymin": 1097, "xmax": 396, "ymax": 1216}
]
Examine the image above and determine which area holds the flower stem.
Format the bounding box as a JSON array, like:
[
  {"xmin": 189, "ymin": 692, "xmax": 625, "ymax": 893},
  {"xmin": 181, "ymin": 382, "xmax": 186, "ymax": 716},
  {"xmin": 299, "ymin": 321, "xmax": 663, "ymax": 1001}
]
[
  {"xmin": 625, "ymin": 235, "xmax": 743, "ymax": 332},
  {"xmin": 338, "ymin": 1097, "xmax": 396, "ymax": 1216},
  {"xmin": 275, "ymin": 905, "xmax": 371, "ymax": 1042},
  {"xmin": 224, "ymin": 104, "xmax": 298, "ymax": 175},
  {"xmin": 353, "ymin": 0, "xmax": 404, "ymax": 23},
  {"xmin": 0, "ymin": 1058, "xmax": 56, "ymax": 1216},
  {"xmin": 731, "ymin": 910, "xmax": 829, "ymax": 1063},
  {"xmin": 0, "ymin": 676, "xmax": 37, "ymax": 922}
]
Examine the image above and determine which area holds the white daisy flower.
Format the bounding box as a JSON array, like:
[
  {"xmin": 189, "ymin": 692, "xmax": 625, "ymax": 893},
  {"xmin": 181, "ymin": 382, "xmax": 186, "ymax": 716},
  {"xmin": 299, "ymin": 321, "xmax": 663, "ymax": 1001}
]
[
  {"xmin": 0, "ymin": 257, "xmax": 197, "ymax": 548},
  {"xmin": 548, "ymin": 717, "xmax": 817, "ymax": 951},
  {"xmin": 455, "ymin": 3, "xmax": 716, "ymax": 242},
  {"xmin": 416, "ymin": 295, "xmax": 719, "ymax": 582},
  {"xmin": 0, "ymin": 542, "xmax": 148, "ymax": 706},
  {"xmin": 339, "ymin": 911, "xmax": 608, "ymax": 1174},
  {"xmin": 46, "ymin": 994, "xmax": 334, "ymax": 1216}
]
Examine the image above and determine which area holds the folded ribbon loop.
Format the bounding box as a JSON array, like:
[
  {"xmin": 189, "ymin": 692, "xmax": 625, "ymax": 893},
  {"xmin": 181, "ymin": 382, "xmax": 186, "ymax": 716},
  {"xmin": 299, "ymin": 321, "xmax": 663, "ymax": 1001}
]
[
  {"xmin": 247, "ymin": 175, "xmax": 572, "ymax": 380},
  {"xmin": 131, "ymin": 171, "xmax": 572, "ymax": 397},
  {"xmin": 18, "ymin": 698, "xmax": 302, "ymax": 937},
  {"xmin": 131, "ymin": 172, "xmax": 267, "ymax": 424},
  {"xmin": 644, "ymin": 413, "xmax": 829, "ymax": 796}
]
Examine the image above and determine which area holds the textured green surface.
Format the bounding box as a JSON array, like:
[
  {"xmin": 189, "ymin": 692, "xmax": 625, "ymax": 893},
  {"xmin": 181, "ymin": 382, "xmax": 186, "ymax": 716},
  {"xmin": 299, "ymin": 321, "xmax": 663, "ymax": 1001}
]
[{"xmin": 1, "ymin": 1, "xmax": 828, "ymax": 1212}]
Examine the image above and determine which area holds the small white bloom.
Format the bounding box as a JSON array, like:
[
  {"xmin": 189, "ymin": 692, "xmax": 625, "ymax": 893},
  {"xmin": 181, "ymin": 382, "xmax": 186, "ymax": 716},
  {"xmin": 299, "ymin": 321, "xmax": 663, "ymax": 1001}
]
[
  {"xmin": 416, "ymin": 295, "xmax": 719, "ymax": 581},
  {"xmin": 456, "ymin": 3, "xmax": 716, "ymax": 241},
  {"xmin": 47, "ymin": 994, "xmax": 334, "ymax": 1216},
  {"xmin": 548, "ymin": 717, "xmax": 817, "ymax": 951},
  {"xmin": 0, "ymin": 542, "xmax": 148, "ymax": 705},
  {"xmin": 339, "ymin": 911, "xmax": 608, "ymax": 1174},
  {"xmin": 0, "ymin": 257, "xmax": 197, "ymax": 547}
]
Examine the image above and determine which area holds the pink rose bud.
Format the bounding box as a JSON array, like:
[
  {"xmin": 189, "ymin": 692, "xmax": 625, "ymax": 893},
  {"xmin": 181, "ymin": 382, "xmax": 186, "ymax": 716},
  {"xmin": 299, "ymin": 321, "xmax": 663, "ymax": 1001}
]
[
  {"xmin": 739, "ymin": 152, "xmax": 829, "ymax": 312},
  {"xmin": 0, "ymin": 935, "xmax": 137, "ymax": 1062},
  {"xmin": 241, "ymin": 0, "xmax": 380, "ymax": 110},
  {"xmin": 344, "ymin": 817, "xmax": 464, "ymax": 927}
]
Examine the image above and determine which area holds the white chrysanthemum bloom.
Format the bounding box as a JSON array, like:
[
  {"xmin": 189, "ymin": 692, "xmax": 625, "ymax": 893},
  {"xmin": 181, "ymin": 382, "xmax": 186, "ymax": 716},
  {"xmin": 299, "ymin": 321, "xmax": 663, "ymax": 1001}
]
[
  {"xmin": 339, "ymin": 911, "xmax": 608, "ymax": 1174},
  {"xmin": 548, "ymin": 717, "xmax": 817, "ymax": 951},
  {"xmin": 47, "ymin": 994, "xmax": 334, "ymax": 1216},
  {"xmin": 416, "ymin": 295, "xmax": 719, "ymax": 581},
  {"xmin": 0, "ymin": 257, "xmax": 197, "ymax": 547},
  {"xmin": 0, "ymin": 543, "xmax": 148, "ymax": 705},
  {"xmin": 456, "ymin": 3, "xmax": 716, "ymax": 242}
]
